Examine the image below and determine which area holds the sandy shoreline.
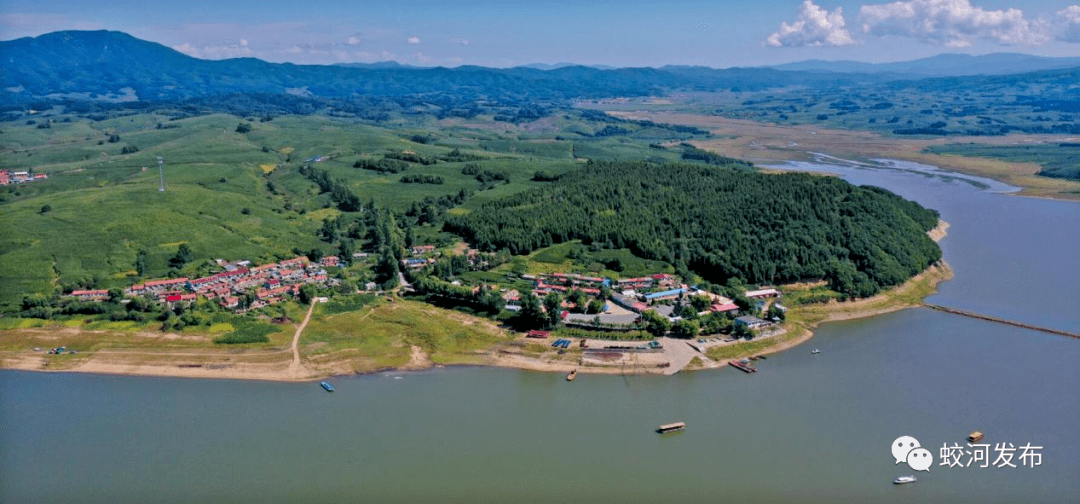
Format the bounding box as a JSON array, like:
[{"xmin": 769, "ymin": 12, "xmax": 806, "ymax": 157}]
[{"xmin": 1, "ymin": 220, "xmax": 954, "ymax": 383}]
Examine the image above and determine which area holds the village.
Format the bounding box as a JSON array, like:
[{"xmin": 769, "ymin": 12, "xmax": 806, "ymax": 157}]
[
  {"xmin": 68, "ymin": 255, "xmax": 341, "ymax": 312},
  {"xmin": 0, "ymin": 169, "xmax": 49, "ymax": 185},
  {"xmin": 61, "ymin": 240, "xmax": 790, "ymax": 374},
  {"xmin": 399, "ymin": 244, "xmax": 790, "ymax": 374}
]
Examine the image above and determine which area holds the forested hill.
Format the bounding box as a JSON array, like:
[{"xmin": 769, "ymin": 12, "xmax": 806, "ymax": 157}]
[
  {"xmin": 5, "ymin": 30, "xmax": 1079, "ymax": 104},
  {"xmin": 448, "ymin": 162, "xmax": 942, "ymax": 297}
]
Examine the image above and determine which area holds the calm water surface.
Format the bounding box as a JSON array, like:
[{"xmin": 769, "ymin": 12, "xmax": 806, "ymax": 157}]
[{"xmin": 2, "ymin": 159, "xmax": 1078, "ymax": 503}]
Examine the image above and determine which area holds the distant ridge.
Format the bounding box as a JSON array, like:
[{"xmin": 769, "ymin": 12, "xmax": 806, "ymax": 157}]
[
  {"xmin": 2, "ymin": 30, "xmax": 1079, "ymax": 103},
  {"xmin": 768, "ymin": 53, "xmax": 1080, "ymax": 77}
]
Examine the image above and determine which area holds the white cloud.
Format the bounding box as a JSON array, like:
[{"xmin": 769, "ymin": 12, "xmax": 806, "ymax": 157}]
[
  {"xmin": 346, "ymin": 35, "xmax": 362, "ymax": 46},
  {"xmin": 170, "ymin": 40, "xmax": 254, "ymax": 59},
  {"xmin": 1059, "ymin": 5, "xmax": 1080, "ymax": 42},
  {"xmin": 859, "ymin": 0, "xmax": 1049, "ymax": 47},
  {"xmin": 765, "ymin": 0, "xmax": 857, "ymax": 47},
  {"xmin": 407, "ymin": 36, "xmax": 420, "ymax": 44},
  {"xmin": 451, "ymin": 37, "xmax": 470, "ymax": 46}
]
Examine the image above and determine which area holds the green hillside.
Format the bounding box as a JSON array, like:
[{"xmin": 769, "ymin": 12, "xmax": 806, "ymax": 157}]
[{"xmin": 0, "ymin": 109, "xmax": 705, "ymax": 310}]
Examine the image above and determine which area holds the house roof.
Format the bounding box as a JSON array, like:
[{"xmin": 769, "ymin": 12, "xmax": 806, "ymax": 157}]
[{"xmin": 644, "ymin": 288, "xmax": 687, "ymax": 300}]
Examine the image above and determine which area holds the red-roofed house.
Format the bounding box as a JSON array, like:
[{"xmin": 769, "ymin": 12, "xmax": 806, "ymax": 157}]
[
  {"xmin": 711, "ymin": 302, "xmax": 739, "ymax": 313},
  {"xmin": 69, "ymin": 289, "xmax": 109, "ymax": 301}
]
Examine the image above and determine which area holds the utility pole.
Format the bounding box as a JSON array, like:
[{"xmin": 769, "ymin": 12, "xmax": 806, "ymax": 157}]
[{"xmin": 157, "ymin": 156, "xmax": 165, "ymax": 192}]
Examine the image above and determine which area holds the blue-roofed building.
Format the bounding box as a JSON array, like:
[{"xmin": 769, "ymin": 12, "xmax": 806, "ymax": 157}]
[{"xmin": 643, "ymin": 288, "xmax": 688, "ymax": 303}]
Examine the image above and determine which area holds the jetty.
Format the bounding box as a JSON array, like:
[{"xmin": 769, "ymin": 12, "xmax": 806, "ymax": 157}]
[
  {"xmin": 656, "ymin": 422, "xmax": 686, "ymax": 434},
  {"xmin": 923, "ymin": 304, "xmax": 1080, "ymax": 339}
]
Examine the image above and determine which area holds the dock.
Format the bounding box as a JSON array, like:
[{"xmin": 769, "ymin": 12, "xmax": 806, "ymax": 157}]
[
  {"xmin": 923, "ymin": 304, "xmax": 1080, "ymax": 339},
  {"xmin": 657, "ymin": 422, "xmax": 686, "ymax": 434}
]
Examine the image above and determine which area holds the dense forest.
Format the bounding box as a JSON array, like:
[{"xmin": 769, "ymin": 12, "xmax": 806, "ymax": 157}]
[{"xmin": 448, "ymin": 161, "xmax": 942, "ymax": 297}]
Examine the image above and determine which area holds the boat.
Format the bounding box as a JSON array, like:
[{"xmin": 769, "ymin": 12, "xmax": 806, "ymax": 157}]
[
  {"xmin": 756, "ymin": 355, "xmax": 767, "ymax": 360},
  {"xmin": 893, "ymin": 475, "xmax": 917, "ymax": 484},
  {"xmin": 729, "ymin": 359, "xmax": 757, "ymax": 373},
  {"xmin": 656, "ymin": 422, "xmax": 686, "ymax": 434},
  {"xmin": 811, "ymin": 349, "xmax": 821, "ymax": 354},
  {"xmin": 968, "ymin": 431, "xmax": 984, "ymax": 442},
  {"xmin": 320, "ymin": 381, "xmax": 334, "ymax": 392},
  {"xmin": 566, "ymin": 368, "xmax": 577, "ymax": 381}
]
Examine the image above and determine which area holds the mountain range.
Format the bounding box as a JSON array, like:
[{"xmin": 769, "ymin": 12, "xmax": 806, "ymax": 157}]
[
  {"xmin": 2, "ymin": 30, "xmax": 1079, "ymax": 104},
  {"xmin": 767, "ymin": 52, "xmax": 1080, "ymax": 77}
]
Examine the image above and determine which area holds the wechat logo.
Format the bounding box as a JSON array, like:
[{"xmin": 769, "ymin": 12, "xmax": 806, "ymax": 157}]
[{"xmin": 892, "ymin": 435, "xmax": 933, "ymax": 471}]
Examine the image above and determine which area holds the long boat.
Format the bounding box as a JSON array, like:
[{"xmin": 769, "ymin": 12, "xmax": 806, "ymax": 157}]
[
  {"xmin": 729, "ymin": 359, "xmax": 757, "ymax": 373},
  {"xmin": 656, "ymin": 422, "xmax": 686, "ymax": 434},
  {"xmin": 320, "ymin": 381, "xmax": 335, "ymax": 392}
]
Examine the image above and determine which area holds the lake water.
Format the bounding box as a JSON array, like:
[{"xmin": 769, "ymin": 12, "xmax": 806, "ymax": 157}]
[{"xmin": 2, "ymin": 159, "xmax": 1078, "ymax": 503}]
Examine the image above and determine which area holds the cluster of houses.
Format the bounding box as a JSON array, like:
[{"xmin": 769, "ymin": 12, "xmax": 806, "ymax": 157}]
[
  {"xmin": 525, "ymin": 272, "xmax": 607, "ymax": 297},
  {"xmin": 0, "ymin": 170, "xmax": 48, "ymax": 185},
  {"xmin": 401, "ymin": 244, "xmax": 498, "ymax": 271},
  {"xmin": 66, "ymin": 255, "xmax": 340, "ymax": 312},
  {"xmin": 505, "ymin": 270, "xmax": 786, "ymax": 333}
]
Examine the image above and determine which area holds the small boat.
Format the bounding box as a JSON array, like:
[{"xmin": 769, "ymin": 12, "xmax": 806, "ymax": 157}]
[
  {"xmin": 320, "ymin": 381, "xmax": 335, "ymax": 392},
  {"xmin": 656, "ymin": 422, "xmax": 686, "ymax": 434},
  {"xmin": 756, "ymin": 355, "xmax": 767, "ymax": 360},
  {"xmin": 566, "ymin": 368, "xmax": 577, "ymax": 381},
  {"xmin": 968, "ymin": 431, "xmax": 984, "ymax": 442},
  {"xmin": 811, "ymin": 349, "xmax": 821, "ymax": 354},
  {"xmin": 893, "ymin": 475, "xmax": 917, "ymax": 484}
]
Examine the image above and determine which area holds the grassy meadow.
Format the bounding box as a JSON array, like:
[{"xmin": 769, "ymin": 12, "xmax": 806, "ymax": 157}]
[
  {"xmin": 300, "ymin": 298, "xmax": 509, "ymax": 372},
  {"xmin": 0, "ymin": 108, "xmax": 699, "ymax": 310}
]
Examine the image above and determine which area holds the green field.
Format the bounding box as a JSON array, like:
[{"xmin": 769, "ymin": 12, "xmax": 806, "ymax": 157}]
[
  {"xmin": 925, "ymin": 143, "xmax": 1080, "ymax": 180},
  {"xmin": 300, "ymin": 298, "xmax": 509, "ymax": 370},
  {"xmin": 0, "ymin": 109, "xmax": 701, "ymax": 310}
]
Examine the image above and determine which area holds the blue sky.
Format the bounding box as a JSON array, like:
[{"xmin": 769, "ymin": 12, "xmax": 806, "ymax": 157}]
[{"xmin": 2, "ymin": 0, "xmax": 1079, "ymax": 67}]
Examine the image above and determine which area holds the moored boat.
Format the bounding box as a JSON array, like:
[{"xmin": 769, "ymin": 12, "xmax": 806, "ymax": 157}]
[
  {"xmin": 656, "ymin": 422, "xmax": 686, "ymax": 434},
  {"xmin": 729, "ymin": 359, "xmax": 756, "ymax": 373},
  {"xmin": 320, "ymin": 381, "xmax": 334, "ymax": 392}
]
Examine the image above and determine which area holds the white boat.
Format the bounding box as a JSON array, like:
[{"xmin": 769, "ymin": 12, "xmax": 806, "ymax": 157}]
[
  {"xmin": 811, "ymin": 349, "xmax": 820, "ymax": 354},
  {"xmin": 893, "ymin": 475, "xmax": 916, "ymax": 484}
]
